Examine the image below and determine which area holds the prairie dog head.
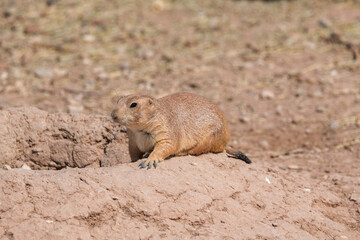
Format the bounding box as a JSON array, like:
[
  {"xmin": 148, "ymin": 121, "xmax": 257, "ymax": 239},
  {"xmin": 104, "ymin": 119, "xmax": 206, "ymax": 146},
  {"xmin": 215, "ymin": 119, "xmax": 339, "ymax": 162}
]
[{"xmin": 111, "ymin": 95, "xmax": 157, "ymax": 129}]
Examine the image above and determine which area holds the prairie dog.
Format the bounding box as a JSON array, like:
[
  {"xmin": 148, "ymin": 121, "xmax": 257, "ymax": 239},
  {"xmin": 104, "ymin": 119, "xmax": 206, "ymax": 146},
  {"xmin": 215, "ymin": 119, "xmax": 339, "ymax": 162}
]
[{"xmin": 111, "ymin": 92, "xmax": 251, "ymax": 169}]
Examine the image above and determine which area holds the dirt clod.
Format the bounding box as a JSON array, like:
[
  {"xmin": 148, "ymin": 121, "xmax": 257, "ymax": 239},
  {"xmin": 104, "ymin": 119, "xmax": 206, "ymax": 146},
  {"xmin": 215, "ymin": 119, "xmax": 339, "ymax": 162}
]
[{"xmin": 0, "ymin": 108, "xmax": 130, "ymax": 170}]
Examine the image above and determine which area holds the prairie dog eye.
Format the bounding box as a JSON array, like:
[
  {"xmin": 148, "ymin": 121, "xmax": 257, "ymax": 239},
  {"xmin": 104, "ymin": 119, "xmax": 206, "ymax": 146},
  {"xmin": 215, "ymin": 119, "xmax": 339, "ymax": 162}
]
[{"xmin": 129, "ymin": 102, "xmax": 138, "ymax": 108}]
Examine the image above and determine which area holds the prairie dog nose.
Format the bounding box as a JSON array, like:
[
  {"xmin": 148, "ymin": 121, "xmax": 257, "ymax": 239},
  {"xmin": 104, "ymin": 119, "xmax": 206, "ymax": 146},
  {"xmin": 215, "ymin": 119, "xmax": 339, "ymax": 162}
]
[{"xmin": 111, "ymin": 109, "xmax": 118, "ymax": 121}]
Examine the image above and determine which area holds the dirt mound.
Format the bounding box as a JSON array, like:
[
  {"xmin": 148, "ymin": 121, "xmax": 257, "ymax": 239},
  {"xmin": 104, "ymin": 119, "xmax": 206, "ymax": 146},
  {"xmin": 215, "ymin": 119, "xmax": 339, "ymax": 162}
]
[
  {"xmin": 0, "ymin": 108, "xmax": 130, "ymax": 170},
  {"xmin": 1, "ymin": 154, "xmax": 358, "ymax": 240},
  {"xmin": 0, "ymin": 108, "xmax": 359, "ymax": 239}
]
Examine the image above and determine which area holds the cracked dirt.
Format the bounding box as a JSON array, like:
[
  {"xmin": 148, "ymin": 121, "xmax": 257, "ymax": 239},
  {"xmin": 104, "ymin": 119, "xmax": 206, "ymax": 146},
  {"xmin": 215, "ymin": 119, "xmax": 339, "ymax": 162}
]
[
  {"xmin": 1, "ymin": 0, "xmax": 360, "ymax": 239},
  {"xmin": 1, "ymin": 154, "xmax": 359, "ymax": 240},
  {"xmin": 0, "ymin": 108, "xmax": 130, "ymax": 170}
]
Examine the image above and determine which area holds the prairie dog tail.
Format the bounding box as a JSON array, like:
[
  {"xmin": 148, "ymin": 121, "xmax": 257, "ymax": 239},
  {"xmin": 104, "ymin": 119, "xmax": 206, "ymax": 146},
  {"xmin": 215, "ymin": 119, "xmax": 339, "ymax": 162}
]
[{"xmin": 225, "ymin": 147, "xmax": 252, "ymax": 164}]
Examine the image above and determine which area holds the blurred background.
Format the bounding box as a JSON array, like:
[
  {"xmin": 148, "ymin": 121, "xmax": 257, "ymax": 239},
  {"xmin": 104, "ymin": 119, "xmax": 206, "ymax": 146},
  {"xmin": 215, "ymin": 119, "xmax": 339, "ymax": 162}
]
[
  {"xmin": 1, "ymin": 0, "xmax": 360, "ymax": 235},
  {"xmin": 0, "ymin": 0, "xmax": 359, "ymax": 156}
]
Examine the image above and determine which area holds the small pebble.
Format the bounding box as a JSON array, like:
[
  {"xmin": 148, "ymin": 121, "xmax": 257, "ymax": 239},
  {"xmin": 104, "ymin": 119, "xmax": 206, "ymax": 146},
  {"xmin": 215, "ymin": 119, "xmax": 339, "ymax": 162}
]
[
  {"xmin": 291, "ymin": 115, "xmax": 304, "ymax": 124},
  {"xmin": 98, "ymin": 72, "xmax": 109, "ymax": 80},
  {"xmin": 162, "ymin": 53, "xmax": 174, "ymax": 63},
  {"xmin": 279, "ymin": 165, "xmax": 287, "ymax": 170},
  {"xmin": 34, "ymin": 68, "xmax": 54, "ymax": 79},
  {"xmin": 318, "ymin": 18, "xmax": 332, "ymax": 28},
  {"xmin": 82, "ymin": 58, "xmax": 92, "ymax": 65},
  {"xmin": 312, "ymin": 90, "xmax": 323, "ymax": 98},
  {"xmin": 304, "ymin": 41, "xmax": 316, "ymax": 49},
  {"xmin": 3, "ymin": 10, "xmax": 11, "ymax": 18},
  {"xmin": 84, "ymin": 80, "xmax": 96, "ymax": 90},
  {"xmin": 288, "ymin": 164, "xmax": 301, "ymax": 170},
  {"xmin": 316, "ymin": 106, "xmax": 324, "ymax": 113},
  {"xmin": 1, "ymin": 71, "xmax": 8, "ymax": 80},
  {"xmin": 239, "ymin": 116, "xmax": 250, "ymax": 123},
  {"xmin": 243, "ymin": 62, "xmax": 254, "ymax": 68},
  {"xmin": 295, "ymin": 89, "xmax": 306, "ymax": 97},
  {"xmin": 355, "ymin": 95, "xmax": 360, "ymax": 103},
  {"xmin": 275, "ymin": 105, "xmax": 283, "ymax": 115},
  {"xmin": 136, "ymin": 49, "xmax": 155, "ymax": 60},
  {"xmin": 145, "ymin": 82, "xmax": 153, "ymax": 90},
  {"xmin": 152, "ymin": 0, "xmax": 166, "ymax": 11},
  {"xmin": 260, "ymin": 140, "xmax": 269, "ymax": 150},
  {"xmin": 21, "ymin": 163, "xmax": 32, "ymax": 170},
  {"xmin": 3, "ymin": 164, "xmax": 11, "ymax": 170},
  {"xmin": 93, "ymin": 66, "xmax": 104, "ymax": 73},
  {"xmin": 24, "ymin": 24, "xmax": 40, "ymax": 35},
  {"xmin": 330, "ymin": 70, "xmax": 338, "ymax": 76},
  {"xmin": 341, "ymin": 88, "xmax": 350, "ymax": 94},
  {"xmin": 120, "ymin": 62, "xmax": 131, "ymax": 70},
  {"xmin": 68, "ymin": 105, "xmax": 84, "ymax": 113},
  {"xmin": 54, "ymin": 68, "xmax": 68, "ymax": 77},
  {"xmin": 260, "ymin": 90, "xmax": 275, "ymax": 100},
  {"xmin": 265, "ymin": 177, "xmax": 271, "ymax": 184},
  {"xmin": 46, "ymin": 0, "xmax": 58, "ymax": 6},
  {"xmin": 349, "ymin": 193, "xmax": 360, "ymax": 203},
  {"xmin": 330, "ymin": 120, "xmax": 339, "ymax": 130},
  {"xmin": 290, "ymin": 148, "xmax": 304, "ymax": 154},
  {"xmin": 83, "ymin": 34, "xmax": 95, "ymax": 42}
]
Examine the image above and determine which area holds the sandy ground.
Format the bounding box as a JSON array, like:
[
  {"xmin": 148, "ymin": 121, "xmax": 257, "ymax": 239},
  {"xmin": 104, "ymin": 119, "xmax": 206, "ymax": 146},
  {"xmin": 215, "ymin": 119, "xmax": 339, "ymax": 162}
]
[{"xmin": 0, "ymin": 0, "xmax": 360, "ymax": 239}]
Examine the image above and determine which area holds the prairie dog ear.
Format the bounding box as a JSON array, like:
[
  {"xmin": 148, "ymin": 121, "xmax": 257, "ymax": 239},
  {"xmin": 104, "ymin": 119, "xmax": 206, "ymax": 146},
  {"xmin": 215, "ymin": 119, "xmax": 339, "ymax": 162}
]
[
  {"xmin": 111, "ymin": 95, "xmax": 126, "ymax": 104},
  {"xmin": 148, "ymin": 99, "xmax": 154, "ymax": 106}
]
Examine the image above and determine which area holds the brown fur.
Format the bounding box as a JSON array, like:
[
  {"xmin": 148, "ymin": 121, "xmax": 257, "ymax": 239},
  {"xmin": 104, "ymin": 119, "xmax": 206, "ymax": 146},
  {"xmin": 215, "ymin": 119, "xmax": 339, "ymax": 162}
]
[{"xmin": 111, "ymin": 92, "xmax": 251, "ymax": 169}]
